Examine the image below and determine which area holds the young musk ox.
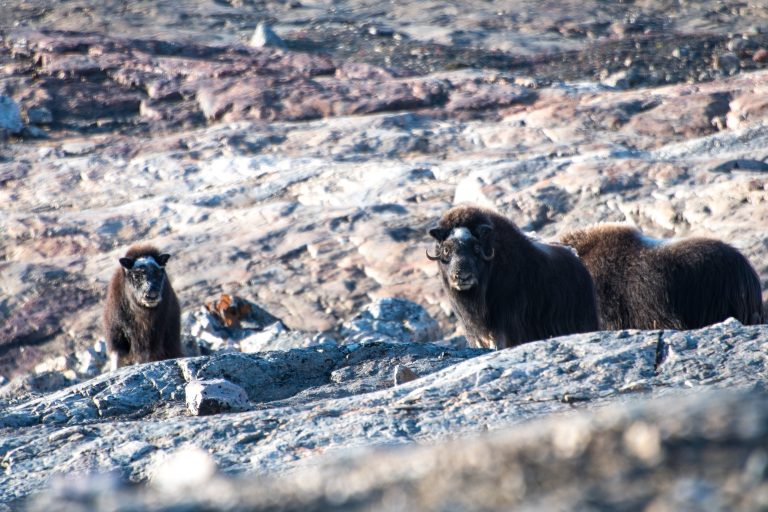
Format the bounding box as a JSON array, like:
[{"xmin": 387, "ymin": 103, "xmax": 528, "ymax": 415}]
[
  {"xmin": 427, "ymin": 205, "xmax": 599, "ymax": 349},
  {"xmin": 560, "ymin": 224, "xmax": 764, "ymax": 330},
  {"xmin": 104, "ymin": 244, "xmax": 182, "ymax": 370}
]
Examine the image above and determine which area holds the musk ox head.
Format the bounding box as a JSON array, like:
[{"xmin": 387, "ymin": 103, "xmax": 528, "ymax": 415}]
[
  {"xmin": 119, "ymin": 253, "xmax": 171, "ymax": 308},
  {"xmin": 427, "ymin": 225, "xmax": 495, "ymax": 292}
]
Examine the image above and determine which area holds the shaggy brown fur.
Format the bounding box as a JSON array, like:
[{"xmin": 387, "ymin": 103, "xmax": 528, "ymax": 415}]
[
  {"xmin": 560, "ymin": 224, "xmax": 764, "ymax": 330},
  {"xmin": 428, "ymin": 205, "xmax": 599, "ymax": 349},
  {"xmin": 104, "ymin": 244, "xmax": 181, "ymax": 369}
]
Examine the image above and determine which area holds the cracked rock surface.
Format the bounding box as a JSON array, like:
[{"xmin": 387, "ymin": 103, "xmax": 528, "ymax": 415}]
[{"xmin": 2, "ymin": 321, "xmax": 767, "ymax": 506}]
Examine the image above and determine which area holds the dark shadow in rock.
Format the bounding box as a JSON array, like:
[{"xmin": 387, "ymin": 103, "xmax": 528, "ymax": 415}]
[{"xmin": 712, "ymin": 159, "xmax": 768, "ymax": 173}]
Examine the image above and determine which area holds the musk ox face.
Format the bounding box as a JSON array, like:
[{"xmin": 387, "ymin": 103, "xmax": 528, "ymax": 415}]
[
  {"xmin": 427, "ymin": 225, "xmax": 495, "ymax": 292},
  {"xmin": 119, "ymin": 254, "xmax": 171, "ymax": 308}
]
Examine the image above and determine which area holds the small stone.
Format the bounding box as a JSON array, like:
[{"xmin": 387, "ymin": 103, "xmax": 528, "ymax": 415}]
[
  {"xmin": 393, "ymin": 365, "xmax": 419, "ymax": 385},
  {"xmin": 513, "ymin": 76, "xmax": 538, "ymax": 88},
  {"xmin": 713, "ymin": 52, "xmax": 740, "ymax": 74},
  {"xmin": 727, "ymin": 38, "xmax": 748, "ymax": 53},
  {"xmin": 0, "ymin": 96, "xmax": 23, "ymax": 134},
  {"xmin": 601, "ymin": 68, "xmax": 639, "ymax": 90},
  {"xmin": 60, "ymin": 141, "xmax": 96, "ymax": 156},
  {"xmin": 250, "ymin": 23, "xmax": 286, "ymax": 48},
  {"xmin": 753, "ymin": 48, "xmax": 768, "ymax": 63},
  {"xmin": 185, "ymin": 378, "xmax": 250, "ymax": 416},
  {"xmin": 367, "ymin": 25, "xmax": 395, "ymax": 37},
  {"xmin": 75, "ymin": 347, "xmax": 108, "ymax": 378}
]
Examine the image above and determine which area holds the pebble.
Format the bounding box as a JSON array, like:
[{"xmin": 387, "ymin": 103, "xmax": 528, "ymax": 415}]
[
  {"xmin": 393, "ymin": 364, "xmax": 419, "ymax": 385},
  {"xmin": 250, "ymin": 23, "xmax": 286, "ymax": 48},
  {"xmin": 713, "ymin": 52, "xmax": 740, "ymax": 74}
]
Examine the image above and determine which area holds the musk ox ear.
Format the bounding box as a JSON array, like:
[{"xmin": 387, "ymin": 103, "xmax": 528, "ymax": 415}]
[
  {"xmin": 119, "ymin": 257, "xmax": 135, "ymax": 270},
  {"xmin": 156, "ymin": 254, "xmax": 171, "ymax": 267},
  {"xmin": 476, "ymin": 224, "xmax": 493, "ymax": 241},
  {"xmin": 428, "ymin": 227, "xmax": 449, "ymax": 241}
]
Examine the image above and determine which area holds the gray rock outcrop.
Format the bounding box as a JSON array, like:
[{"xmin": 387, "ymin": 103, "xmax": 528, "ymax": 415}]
[{"xmin": 2, "ymin": 320, "xmax": 767, "ymax": 507}]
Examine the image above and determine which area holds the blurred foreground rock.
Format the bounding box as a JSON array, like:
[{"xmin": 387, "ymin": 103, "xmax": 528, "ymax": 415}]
[
  {"xmin": 27, "ymin": 388, "xmax": 768, "ymax": 511},
  {"xmin": 2, "ymin": 320, "xmax": 767, "ymax": 507}
]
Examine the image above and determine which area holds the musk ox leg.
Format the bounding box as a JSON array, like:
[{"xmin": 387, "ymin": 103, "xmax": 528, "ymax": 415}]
[
  {"xmin": 110, "ymin": 352, "xmax": 120, "ymax": 371},
  {"xmin": 109, "ymin": 351, "xmax": 133, "ymax": 371}
]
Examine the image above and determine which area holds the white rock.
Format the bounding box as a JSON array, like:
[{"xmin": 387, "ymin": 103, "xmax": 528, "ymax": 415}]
[
  {"xmin": 238, "ymin": 321, "xmax": 289, "ymax": 353},
  {"xmin": 341, "ymin": 297, "xmax": 441, "ymax": 343},
  {"xmin": 249, "ymin": 23, "xmax": 286, "ymax": 48},
  {"xmin": 185, "ymin": 378, "xmax": 250, "ymax": 416}
]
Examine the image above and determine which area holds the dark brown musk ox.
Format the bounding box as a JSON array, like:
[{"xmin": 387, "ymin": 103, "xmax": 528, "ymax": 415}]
[
  {"xmin": 104, "ymin": 244, "xmax": 182, "ymax": 370},
  {"xmin": 560, "ymin": 224, "xmax": 764, "ymax": 330},
  {"xmin": 427, "ymin": 205, "xmax": 600, "ymax": 349}
]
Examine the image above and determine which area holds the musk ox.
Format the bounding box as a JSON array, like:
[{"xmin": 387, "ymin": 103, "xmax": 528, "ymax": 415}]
[
  {"xmin": 104, "ymin": 244, "xmax": 182, "ymax": 370},
  {"xmin": 560, "ymin": 224, "xmax": 764, "ymax": 330},
  {"xmin": 427, "ymin": 205, "xmax": 599, "ymax": 349}
]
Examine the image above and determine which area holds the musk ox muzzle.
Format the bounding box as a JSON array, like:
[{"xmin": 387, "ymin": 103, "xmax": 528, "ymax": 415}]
[
  {"xmin": 427, "ymin": 225, "xmax": 494, "ymax": 292},
  {"xmin": 120, "ymin": 255, "xmax": 169, "ymax": 308}
]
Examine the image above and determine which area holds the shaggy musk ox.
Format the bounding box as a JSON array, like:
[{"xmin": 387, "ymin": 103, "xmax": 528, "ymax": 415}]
[
  {"xmin": 104, "ymin": 244, "xmax": 182, "ymax": 370},
  {"xmin": 427, "ymin": 205, "xmax": 599, "ymax": 349},
  {"xmin": 560, "ymin": 224, "xmax": 764, "ymax": 330}
]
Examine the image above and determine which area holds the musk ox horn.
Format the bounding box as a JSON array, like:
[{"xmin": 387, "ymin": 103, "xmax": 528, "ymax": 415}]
[
  {"xmin": 426, "ymin": 247, "xmax": 441, "ymax": 261},
  {"xmin": 480, "ymin": 246, "xmax": 495, "ymax": 261}
]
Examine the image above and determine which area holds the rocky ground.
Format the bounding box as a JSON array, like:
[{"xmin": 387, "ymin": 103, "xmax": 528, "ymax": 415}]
[
  {"xmin": 3, "ymin": 318, "xmax": 768, "ymax": 509},
  {"xmin": 1, "ymin": 0, "xmax": 768, "ymax": 509}
]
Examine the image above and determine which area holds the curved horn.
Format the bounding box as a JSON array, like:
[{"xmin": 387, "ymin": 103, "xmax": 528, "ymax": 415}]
[
  {"xmin": 480, "ymin": 246, "xmax": 495, "ymax": 261},
  {"xmin": 425, "ymin": 247, "xmax": 441, "ymax": 261}
]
